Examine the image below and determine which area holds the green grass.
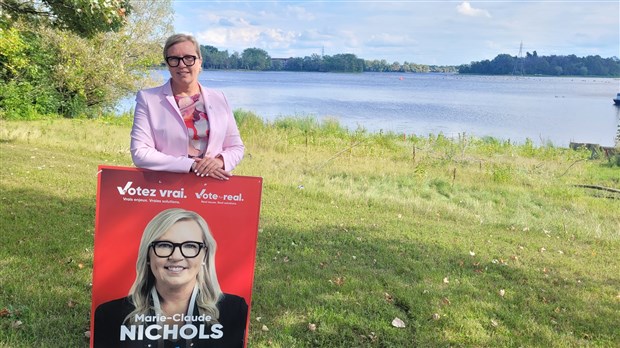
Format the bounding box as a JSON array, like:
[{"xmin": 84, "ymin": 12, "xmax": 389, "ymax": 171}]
[{"xmin": 1, "ymin": 114, "xmax": 619, "ymax": 347}]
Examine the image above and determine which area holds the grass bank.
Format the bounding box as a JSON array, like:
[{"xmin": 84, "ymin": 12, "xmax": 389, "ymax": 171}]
[{"xmin": 1, "ymin": 114, "xmax": 619, "ymax": 347}]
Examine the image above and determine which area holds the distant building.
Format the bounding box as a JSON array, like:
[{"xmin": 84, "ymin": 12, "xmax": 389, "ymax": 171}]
[{"xmin": 271, "ymin": 58, "xmax": 290, "ymax": 65}]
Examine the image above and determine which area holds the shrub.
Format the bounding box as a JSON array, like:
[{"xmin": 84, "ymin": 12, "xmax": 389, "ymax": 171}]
[
  {"xmin": 0, "ymin": 27, "xmax": 64, "ymax": 119},
  {"xmin": 274, "ymin": 115, "xmax": 319, "ymax": 132},
  {"xmin": 234, "ymin": 109, "xmax": 265, "ymax": 131}
]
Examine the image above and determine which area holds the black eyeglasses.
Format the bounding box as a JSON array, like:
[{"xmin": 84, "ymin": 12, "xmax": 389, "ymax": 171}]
[
  {"xmin": 166, "ymin": 55, "xmax": 198, "ymax": 67},
  {"xmin": 150, "ymin": 241, "xmax": 206, "ymax": 258}
]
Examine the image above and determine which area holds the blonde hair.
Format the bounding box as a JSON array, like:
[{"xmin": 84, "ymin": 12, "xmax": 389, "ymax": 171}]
[
  {"xmin": 163, "ymin": 34, "xmax": 202, "ymax": 61},
  {"xmin": 125, "ymin": 208, "xmax": 222, "ymax": 323}
]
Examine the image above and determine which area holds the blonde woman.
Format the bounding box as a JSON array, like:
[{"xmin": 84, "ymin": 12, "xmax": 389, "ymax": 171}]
[
  {"xmin": 130, "ymin": 33, "xmax": 244, "ymax": 180},
  {"xmin": 94, "ymin": 208, "xmax": 248, "ymax": 347}
]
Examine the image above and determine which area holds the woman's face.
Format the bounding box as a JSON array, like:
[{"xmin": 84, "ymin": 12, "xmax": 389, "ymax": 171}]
[
  {"xmin": 166, "ymin": 40, "xmax": 202, "ymax": 90},
  {"xmin": 149, "ymin": 219, "xmax": 206, "ymax": 291}
]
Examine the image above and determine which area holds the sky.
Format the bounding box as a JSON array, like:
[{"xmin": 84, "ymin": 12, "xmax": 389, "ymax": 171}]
[{"xmin": 172, "ymin": 0, "xmax": 620, "ymax": 66}]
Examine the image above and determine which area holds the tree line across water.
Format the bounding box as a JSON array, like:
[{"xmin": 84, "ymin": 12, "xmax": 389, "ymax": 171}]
[
  {"xmin": 199, "ymin": 46, "xmax": 455, "ymax": 73},
  {"xmin": 458, "ymin": 51, "xmax": 620, "ymax": 77},
  {"xmin": 199, "ymin": 46, "xmax": 620, "ymax": 77}
]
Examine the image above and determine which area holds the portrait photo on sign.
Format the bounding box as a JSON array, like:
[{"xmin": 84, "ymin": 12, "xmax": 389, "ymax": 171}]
[
  {"xmin": 93, "ymin": 208, "xmax": 249, "ymax": 347},
  {"xmin": 91, "ymin": 167, "xmax": 262, "ymax": 348}
]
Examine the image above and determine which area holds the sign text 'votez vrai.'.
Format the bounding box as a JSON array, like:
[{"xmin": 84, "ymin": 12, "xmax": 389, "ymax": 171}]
[{"xmin": 116, "ymin": 181, "xmax": 244, "ymax": 205}]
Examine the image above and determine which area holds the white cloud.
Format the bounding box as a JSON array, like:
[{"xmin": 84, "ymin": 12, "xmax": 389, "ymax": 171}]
[
  {"xmin": 299, "ymin": 29, "xmax": 333, "ymax": 41},
  {"xmin": 457, "ymin": 2, "xmax": 491, "ymax": 18},
  {"xmin": 176, "ymin": 1, "xmax": 618, "ymax": 65},
  {"xmin": 286, "ymin": 5, "xmax": 316, "ymax": 21},
  {"xmin": 258, "ymin": 28, "xmax": 299, "ymax": 49},
  {"xmin": 196, "ymin": 26, "xmax": 298, "ymax": 52},
  {"xmin": 366, "ymin": 33, "xmax": 418, "ymax": 48}
]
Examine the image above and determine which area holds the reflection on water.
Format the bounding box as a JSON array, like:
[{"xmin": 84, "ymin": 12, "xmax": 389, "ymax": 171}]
[{"xmin": 118, "ymin": 71, "xmax": 620, "ymax": 147}]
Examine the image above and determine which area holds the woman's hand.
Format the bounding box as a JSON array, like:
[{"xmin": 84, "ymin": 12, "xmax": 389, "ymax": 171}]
[{"xmin": 192, "ymin": 157, "xmax": 231, "ymax": 180}]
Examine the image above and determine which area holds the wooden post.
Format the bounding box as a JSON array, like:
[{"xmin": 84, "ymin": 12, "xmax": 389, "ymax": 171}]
[{"xmin": 452, "ymin": 167, "xmax": 457, "ymax": 186}]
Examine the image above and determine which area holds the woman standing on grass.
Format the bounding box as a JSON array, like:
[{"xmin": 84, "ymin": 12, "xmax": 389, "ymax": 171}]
[{"xmin": 130, "ymin": 34, "xmax": 244, "ymax": 180}]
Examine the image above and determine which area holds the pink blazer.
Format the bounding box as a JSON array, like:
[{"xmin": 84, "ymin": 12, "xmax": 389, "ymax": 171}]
[{"xmin": 130, "ymin": 80, "xmax": 244, "ymax": 173}]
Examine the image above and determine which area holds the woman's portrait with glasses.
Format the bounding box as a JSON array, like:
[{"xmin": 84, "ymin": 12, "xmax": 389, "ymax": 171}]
[
  {"xmin": 130, "ymin": 33, "xmax": 245, "ymax": 181},
  {"xmin": 94, "ymin": 208, "xmax": 248, "ymax": 348}
]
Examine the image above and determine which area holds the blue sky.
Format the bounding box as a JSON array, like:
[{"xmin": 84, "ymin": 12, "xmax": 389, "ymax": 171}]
[{"xmin": 173, "ymin": 1, "xmax": 620, "ymax": 66}]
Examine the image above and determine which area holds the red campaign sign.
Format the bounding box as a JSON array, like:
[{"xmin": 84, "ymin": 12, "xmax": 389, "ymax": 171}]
[{"xmin": 90, "ymin": 166, "xmax": 262, "ymax": 348}]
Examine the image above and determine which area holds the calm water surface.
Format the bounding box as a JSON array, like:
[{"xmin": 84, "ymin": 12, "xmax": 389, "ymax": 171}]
[{"xmin": 121, "ymin": 71, "xmax": 620, "ymax": 147}]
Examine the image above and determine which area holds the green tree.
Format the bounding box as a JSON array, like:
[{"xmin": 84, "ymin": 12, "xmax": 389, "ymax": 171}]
[
  {"xmin": 0, "ymin": 0, "xmax": 173, "ymax": 119},
  {"xmin": 284, "ymin": 57, "xmax": 304, "ymax": 71},
  {"xmin": 228, "ymin": 51, "xmax": 242, "ymax": 69},
  {"xmin": 39, "ymin": 0, "xmax": 172, "ymax": 115},
  {"xmin": 324, "ymin": 53, "xmax": 364, "ymax": 72},
  {"xmin": 462, "ymin": 52, "xmax": 619, "ymax": 76},
  {"xmin": 364, "ymin": 59, "xmax": 387, "ymax": 72},
  {"xmin": 491, "ymin": 54, "xmax": 514, "ymax": 74},
  {"xmin": 389, "ymin": 61, "xmax": 401, "ymax": 72},
  {"xmin": 0, "ymin": 26, "xmax": 61, "ymax": 118},
  {"xmin": 270, "ymin": 59, "xmax": 284, "ymax": 71},
  {"xmin": 201, "ymin": 45, "xmax": 220, "ymax": 69},
  {"xmin": 241, "ymin": 47, "xmax": 271, "ymax": 70},
  {"xmin": 201, "ymin": 46, "xmax": 233, "ymax": 69},
  {"xmin": 0, "ymin": 0, "xmax": 131, "ymax": 37},
  {"xmin": 303, "ymin": 54, "xmax": 323, "ymax": 71}
]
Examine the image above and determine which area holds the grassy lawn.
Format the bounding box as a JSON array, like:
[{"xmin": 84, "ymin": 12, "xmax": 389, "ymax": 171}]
[{"xmin": 1, "ymin": 115, "xmax": 618, "ymax": 347}]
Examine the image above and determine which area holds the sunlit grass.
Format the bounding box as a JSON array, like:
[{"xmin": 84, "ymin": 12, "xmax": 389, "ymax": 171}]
[{"xmin": 1, "ymin": 114, "xmax": 619, "ymax": 347}]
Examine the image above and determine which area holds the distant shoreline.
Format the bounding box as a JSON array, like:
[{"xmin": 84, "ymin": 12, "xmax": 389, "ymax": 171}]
[{"xmin": 153, "ymin": 66, "xmax": 620, "ymax": 78}]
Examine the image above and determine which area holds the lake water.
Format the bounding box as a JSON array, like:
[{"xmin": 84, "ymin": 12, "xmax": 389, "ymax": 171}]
[{"xmin": 119, "ymin": 70, "xmax": 620, "ymax": 147}]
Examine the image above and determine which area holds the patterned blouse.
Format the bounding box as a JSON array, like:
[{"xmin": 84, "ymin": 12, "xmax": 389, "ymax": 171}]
[{"xmin": 174, "ymin": 93, "xmax": 210, "ymax": 158}]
